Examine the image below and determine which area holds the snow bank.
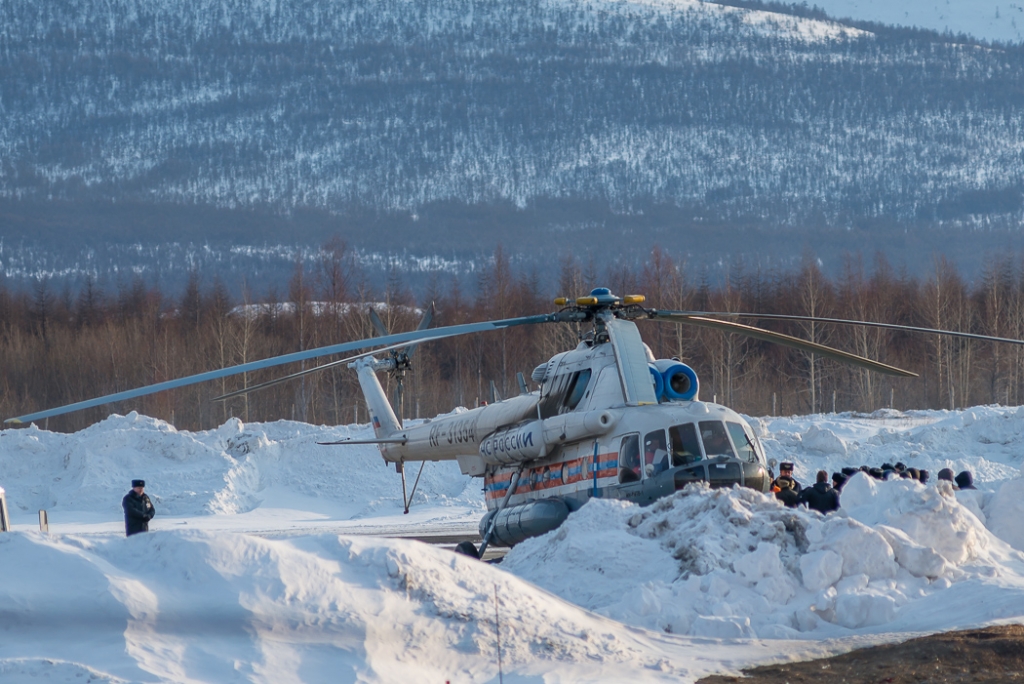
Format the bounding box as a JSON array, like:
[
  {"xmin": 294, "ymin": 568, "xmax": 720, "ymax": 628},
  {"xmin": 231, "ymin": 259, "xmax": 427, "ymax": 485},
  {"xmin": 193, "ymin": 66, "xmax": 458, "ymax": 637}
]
[
  {"xmin": 3, "ymin": 405, "xmax": 1024, "ymax": 680},
  {"xmin": 503, "ymin": 476, "xmax": 1024, "ymax": 640},
  {"xmin": 0, "ymin": 529, "xmax": 800, "ymax": 683},
  {"xmin": 758, "ymin": 406, "xmax": 1024, "ymax": 549},
  {"xmin": 0, "ymin": 413, "xmax": 480, "ymax": 524}
]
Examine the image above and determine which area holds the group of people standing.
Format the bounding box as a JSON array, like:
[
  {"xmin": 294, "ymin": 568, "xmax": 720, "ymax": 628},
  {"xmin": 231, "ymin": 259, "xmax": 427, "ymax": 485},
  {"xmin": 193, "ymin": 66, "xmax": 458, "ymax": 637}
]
[
  {"xmin": 771, "ymin": 460, "xmax": 978, "ymax": 515},
  {"xmin": 771, "ymin": 462, "xmax": 840, "ymax": 514}
]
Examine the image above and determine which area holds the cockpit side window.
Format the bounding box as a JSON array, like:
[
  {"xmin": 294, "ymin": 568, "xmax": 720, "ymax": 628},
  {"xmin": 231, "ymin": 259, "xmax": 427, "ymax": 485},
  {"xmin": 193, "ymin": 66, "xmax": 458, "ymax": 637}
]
[
  {"xmin": 669, "ymin": 423, "xmax": 703, "ymax": 466},
  {"xmin": 644, "ymin": 429, "xmax": 669, "ymax": 477},
  {"xmin": 726, "ymin": 422, "xmax": 758, "ymax": 463},
  {"xmin": 563, "ymin": 369, "xmax": 592, "ymax": 411},
  {"xmin": 617, "ymin": 433, "xmax": 641, "ymax": 484},
  {"xmin": 698, "ymin": 421, "xmax": 736, "ymax": 458}
]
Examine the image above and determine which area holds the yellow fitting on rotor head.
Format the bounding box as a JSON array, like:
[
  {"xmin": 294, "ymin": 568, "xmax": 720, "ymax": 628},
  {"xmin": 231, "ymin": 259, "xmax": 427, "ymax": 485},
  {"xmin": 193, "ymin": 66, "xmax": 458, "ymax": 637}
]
[
  {"xmin": 623, "ymin": 294, "xmax": 646, "ymax": 305},
  {"xmin": 576, "ymin": 296, "xmax": 599, "ymax": 306},
  {"xmin": 554, "ymin": 297, "xmax": 568, "ymax": 306}
]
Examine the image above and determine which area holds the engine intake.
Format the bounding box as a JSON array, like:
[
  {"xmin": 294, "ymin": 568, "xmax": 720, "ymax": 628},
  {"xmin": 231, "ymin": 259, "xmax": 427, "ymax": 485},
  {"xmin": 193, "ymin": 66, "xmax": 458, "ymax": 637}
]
[{"xmin": 654, "ymin": 359, "xmax": 699, "ymax": 401}]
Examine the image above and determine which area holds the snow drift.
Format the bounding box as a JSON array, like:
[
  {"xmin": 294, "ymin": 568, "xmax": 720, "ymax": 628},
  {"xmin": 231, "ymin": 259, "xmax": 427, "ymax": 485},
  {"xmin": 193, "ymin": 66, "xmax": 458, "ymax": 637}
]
[{"xmin": 2, "ymin": 405, "xmax": 1024, "ymax": 681}]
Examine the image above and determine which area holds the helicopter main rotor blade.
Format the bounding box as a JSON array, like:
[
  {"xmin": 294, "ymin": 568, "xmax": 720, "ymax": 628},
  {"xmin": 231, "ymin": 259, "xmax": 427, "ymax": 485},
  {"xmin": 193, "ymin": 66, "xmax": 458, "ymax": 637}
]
[
  {"xmin": 5, "ymin": 313, "xmax": 560, "ymax": 425},
  {"xmin": 650, "ymin": 313, "xmax": 917, "ymax": 378},
  {"xmin": 669, "ymin": 311, "xmax": 1024, "ymax": 347},
  {"xmin": 209, "ymin": 336, "xmax": 430, "ymax": 403}
]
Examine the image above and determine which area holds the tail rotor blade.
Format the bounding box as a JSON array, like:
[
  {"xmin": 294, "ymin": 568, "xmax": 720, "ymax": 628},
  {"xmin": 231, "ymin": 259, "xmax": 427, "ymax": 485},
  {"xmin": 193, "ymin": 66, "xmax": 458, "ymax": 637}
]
[
  {"xmin": 404, "ymin": 301, "xmax": 435, "ymax": 362},
  {"xmin": 368, "ymin": 307, "xmax": 390, "ymax": 338}
]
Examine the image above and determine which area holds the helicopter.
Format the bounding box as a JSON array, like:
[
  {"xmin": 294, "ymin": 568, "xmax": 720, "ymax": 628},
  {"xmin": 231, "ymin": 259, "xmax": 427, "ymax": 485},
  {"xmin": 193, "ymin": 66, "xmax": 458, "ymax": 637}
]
[{"xmin": 8, "ymin": 286, "xmax": 1024, "ymax": 557}]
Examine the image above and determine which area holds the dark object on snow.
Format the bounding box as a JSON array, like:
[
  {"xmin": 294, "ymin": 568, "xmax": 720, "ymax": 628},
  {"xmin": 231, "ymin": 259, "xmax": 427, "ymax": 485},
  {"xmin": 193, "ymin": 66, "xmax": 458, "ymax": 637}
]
[
  {"xmin": 131, "ymin": 479, "xmax": 145, "ymax": 488},
  {"xmin": 454, "ymin": 541, "xmax": 480, "ymax": 559},
  {"xmin": 122, "ymin": 485, "xmax": 155, "ymax": 536},
  {"xmin": 894, "ymin": 462, "xmax": 907, "ymax": 472},
  {"xmin": 869, "ymin": 467, "xmax": 885, "ymax": 480},
  {"xmin": 908, "ymin": 467, "xmax": 921, "ymax": 481},
  {"xmin": 955, "ymin": 471, "xmax": 977, "ymax": 490},
  {"xmin": 938, "ymin": 468, "xmax": 956, "ymax": 483},
  {"xmin": 831, "ymin": 472, "xmax": 848, "ymax": 491},
  {"xmin": 841, "ymin": 467, "xmax": 860, "ymax": 477},
  {"xmin": 919, "ymin": 469, "xmax": 930, "ymax": 484},
  {"xmin": 800, "ymin": 481, "xmax": 841, "ymax": 514}
]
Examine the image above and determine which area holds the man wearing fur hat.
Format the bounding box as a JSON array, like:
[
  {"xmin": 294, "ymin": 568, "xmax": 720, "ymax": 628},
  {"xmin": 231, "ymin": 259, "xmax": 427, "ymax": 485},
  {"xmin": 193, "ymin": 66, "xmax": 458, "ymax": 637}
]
[
  {"xmin": 771, "ymin": 461, "xmax": 802, "ymax": 493},
  {"xmin": 122, "ymin": 479, "xmax": 155, "ymax": 536}
]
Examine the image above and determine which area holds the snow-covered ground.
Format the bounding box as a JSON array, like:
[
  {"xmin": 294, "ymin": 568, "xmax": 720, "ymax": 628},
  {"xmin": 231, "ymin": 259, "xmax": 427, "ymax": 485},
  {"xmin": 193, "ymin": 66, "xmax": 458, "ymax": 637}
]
[
  {"xmin": 793, "ymin": 0, "xmax": 1024, "ymax": 44},
  {"xmin": 2, "ymin": 406, "xmax": 1024, "ymax": 682}
]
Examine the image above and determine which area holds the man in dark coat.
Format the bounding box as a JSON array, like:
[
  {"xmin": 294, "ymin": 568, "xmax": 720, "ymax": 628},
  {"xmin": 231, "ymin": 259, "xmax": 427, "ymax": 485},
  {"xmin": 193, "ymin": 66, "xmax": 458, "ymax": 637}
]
[
  {"xmin": 772, "ymin": 461, "xmax": 802, "ymax": 493},
  {"xmin": 774, "ymin": 477, "xmax": 800, "ymax": 507},
  {"xmin": 799, "ymin": 470, "xmax": 840, "ymax": 514},
  {"xmin": 122, "ymin": 479, "xmax": 155, "ymax": 536}
]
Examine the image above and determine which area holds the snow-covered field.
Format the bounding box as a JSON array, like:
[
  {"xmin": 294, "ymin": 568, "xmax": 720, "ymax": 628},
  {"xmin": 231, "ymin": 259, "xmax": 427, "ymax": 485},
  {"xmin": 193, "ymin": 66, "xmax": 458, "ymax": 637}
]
[{"xmin": 2, "ymin": 406, "xmax": 1024, "ymax": 682}]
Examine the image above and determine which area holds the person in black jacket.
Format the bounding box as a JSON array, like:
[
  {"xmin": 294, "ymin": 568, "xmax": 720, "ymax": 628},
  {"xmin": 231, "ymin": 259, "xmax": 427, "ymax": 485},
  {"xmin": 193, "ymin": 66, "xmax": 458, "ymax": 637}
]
[
  {"xmin": 799, "ymin": 470, "xmax": 840, "ymax": 514},
  {"xmin": 774, "ymin": 477, "xmax": 800, "ymax": 507},
  {"xmin": 771, "ymin": 462, "xmax": 802, "ymax": 493},
  {"xmin": 122, "ymin": 479, "xmax": 155, "ymax": 536}
]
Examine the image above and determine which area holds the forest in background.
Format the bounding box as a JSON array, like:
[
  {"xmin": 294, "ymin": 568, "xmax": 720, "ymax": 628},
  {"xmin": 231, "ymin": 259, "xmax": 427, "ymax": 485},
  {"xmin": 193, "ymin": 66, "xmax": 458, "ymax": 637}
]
[{"xmin": 2, "ymin": 241, "xmax": 1023, "ymax": 433}]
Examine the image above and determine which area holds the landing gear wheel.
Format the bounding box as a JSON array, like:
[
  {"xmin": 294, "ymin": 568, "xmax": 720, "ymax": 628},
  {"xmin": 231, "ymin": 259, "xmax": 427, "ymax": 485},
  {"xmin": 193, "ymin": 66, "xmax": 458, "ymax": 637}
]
[{"xmin": 454, "ymin": 541, "xmax": 480, "ymax": 559}]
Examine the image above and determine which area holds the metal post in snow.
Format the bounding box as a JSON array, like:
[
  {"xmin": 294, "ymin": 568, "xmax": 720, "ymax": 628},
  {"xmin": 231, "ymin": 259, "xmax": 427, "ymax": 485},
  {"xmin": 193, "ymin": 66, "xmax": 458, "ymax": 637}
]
[
  {"xmin": 494, "ymin": 583, "xmax": 504, "ymax": 684},
  {"xmin": 0, "ymin": 488, "xmax": 9, "ymax": 532}
]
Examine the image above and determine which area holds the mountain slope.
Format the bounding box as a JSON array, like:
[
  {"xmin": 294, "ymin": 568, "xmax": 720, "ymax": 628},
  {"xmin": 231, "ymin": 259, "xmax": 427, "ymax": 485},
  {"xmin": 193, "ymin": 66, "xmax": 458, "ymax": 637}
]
[{"xmin": 2, "ymin": 0, "xmax": 1024, "ymax": 285}]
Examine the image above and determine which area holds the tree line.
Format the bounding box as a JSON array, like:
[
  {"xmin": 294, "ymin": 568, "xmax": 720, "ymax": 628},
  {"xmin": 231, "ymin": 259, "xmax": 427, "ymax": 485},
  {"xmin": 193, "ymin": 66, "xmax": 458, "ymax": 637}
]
[{"xmin": 2, "ymin": 242, "xmax": 1024, "ymax": 433}]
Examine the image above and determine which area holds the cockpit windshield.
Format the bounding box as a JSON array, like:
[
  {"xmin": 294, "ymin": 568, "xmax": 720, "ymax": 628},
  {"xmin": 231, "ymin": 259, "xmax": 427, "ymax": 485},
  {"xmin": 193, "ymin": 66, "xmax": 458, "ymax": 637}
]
[
  {"xmin": 698, "ymin": 421, "xmax": 735, "ymax": 458},
  {"xmin": 726, "ymin": 421, "xmax": 758, "ymax": 463}
]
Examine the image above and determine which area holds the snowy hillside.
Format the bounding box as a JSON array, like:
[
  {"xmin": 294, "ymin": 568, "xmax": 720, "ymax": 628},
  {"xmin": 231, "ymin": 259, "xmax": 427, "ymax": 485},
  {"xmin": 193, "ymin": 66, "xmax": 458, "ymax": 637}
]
[
  {"xmin": 808, "ymin": 0, "xmax": 1024, "ymax": 44},
  {"xmin": 4, "ymin": 0, "xmax": 1024, "ymax": 291},
  {"xmin": 2, "ymin": 406, "xmax": 1024, "ymax": 681}
]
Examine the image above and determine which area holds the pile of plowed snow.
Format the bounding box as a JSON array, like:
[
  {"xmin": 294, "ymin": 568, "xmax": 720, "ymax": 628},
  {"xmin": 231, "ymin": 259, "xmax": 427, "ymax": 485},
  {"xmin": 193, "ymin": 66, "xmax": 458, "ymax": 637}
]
[
  {"xmin": 3, "ymin": 405, "xmax": 1024, "ymax": 681},
  {"xmin": 0, "ymin": 527, "xmax": 810, "ymax": 683},
  {"xmin": 0, "ymin": 412, "xmax": 479, "ymax": 526},
  {"xmin": 503, "ymin": 474, "xmax": 1024, "ymax": 639}
]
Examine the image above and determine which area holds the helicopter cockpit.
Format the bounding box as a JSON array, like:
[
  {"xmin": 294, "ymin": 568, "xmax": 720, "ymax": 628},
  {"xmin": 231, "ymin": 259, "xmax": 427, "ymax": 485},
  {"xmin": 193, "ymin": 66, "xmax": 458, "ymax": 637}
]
[{"xmin": 616, "ymin": 415, "xmax": 769, "ymax": 495}]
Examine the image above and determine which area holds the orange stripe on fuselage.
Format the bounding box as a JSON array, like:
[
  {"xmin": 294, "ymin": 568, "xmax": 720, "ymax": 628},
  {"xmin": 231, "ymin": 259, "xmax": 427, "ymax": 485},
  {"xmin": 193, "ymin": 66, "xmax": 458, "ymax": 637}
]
[{"xmin": 484, "ymin": 452, "xmax": 618, "ymax": 500}]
